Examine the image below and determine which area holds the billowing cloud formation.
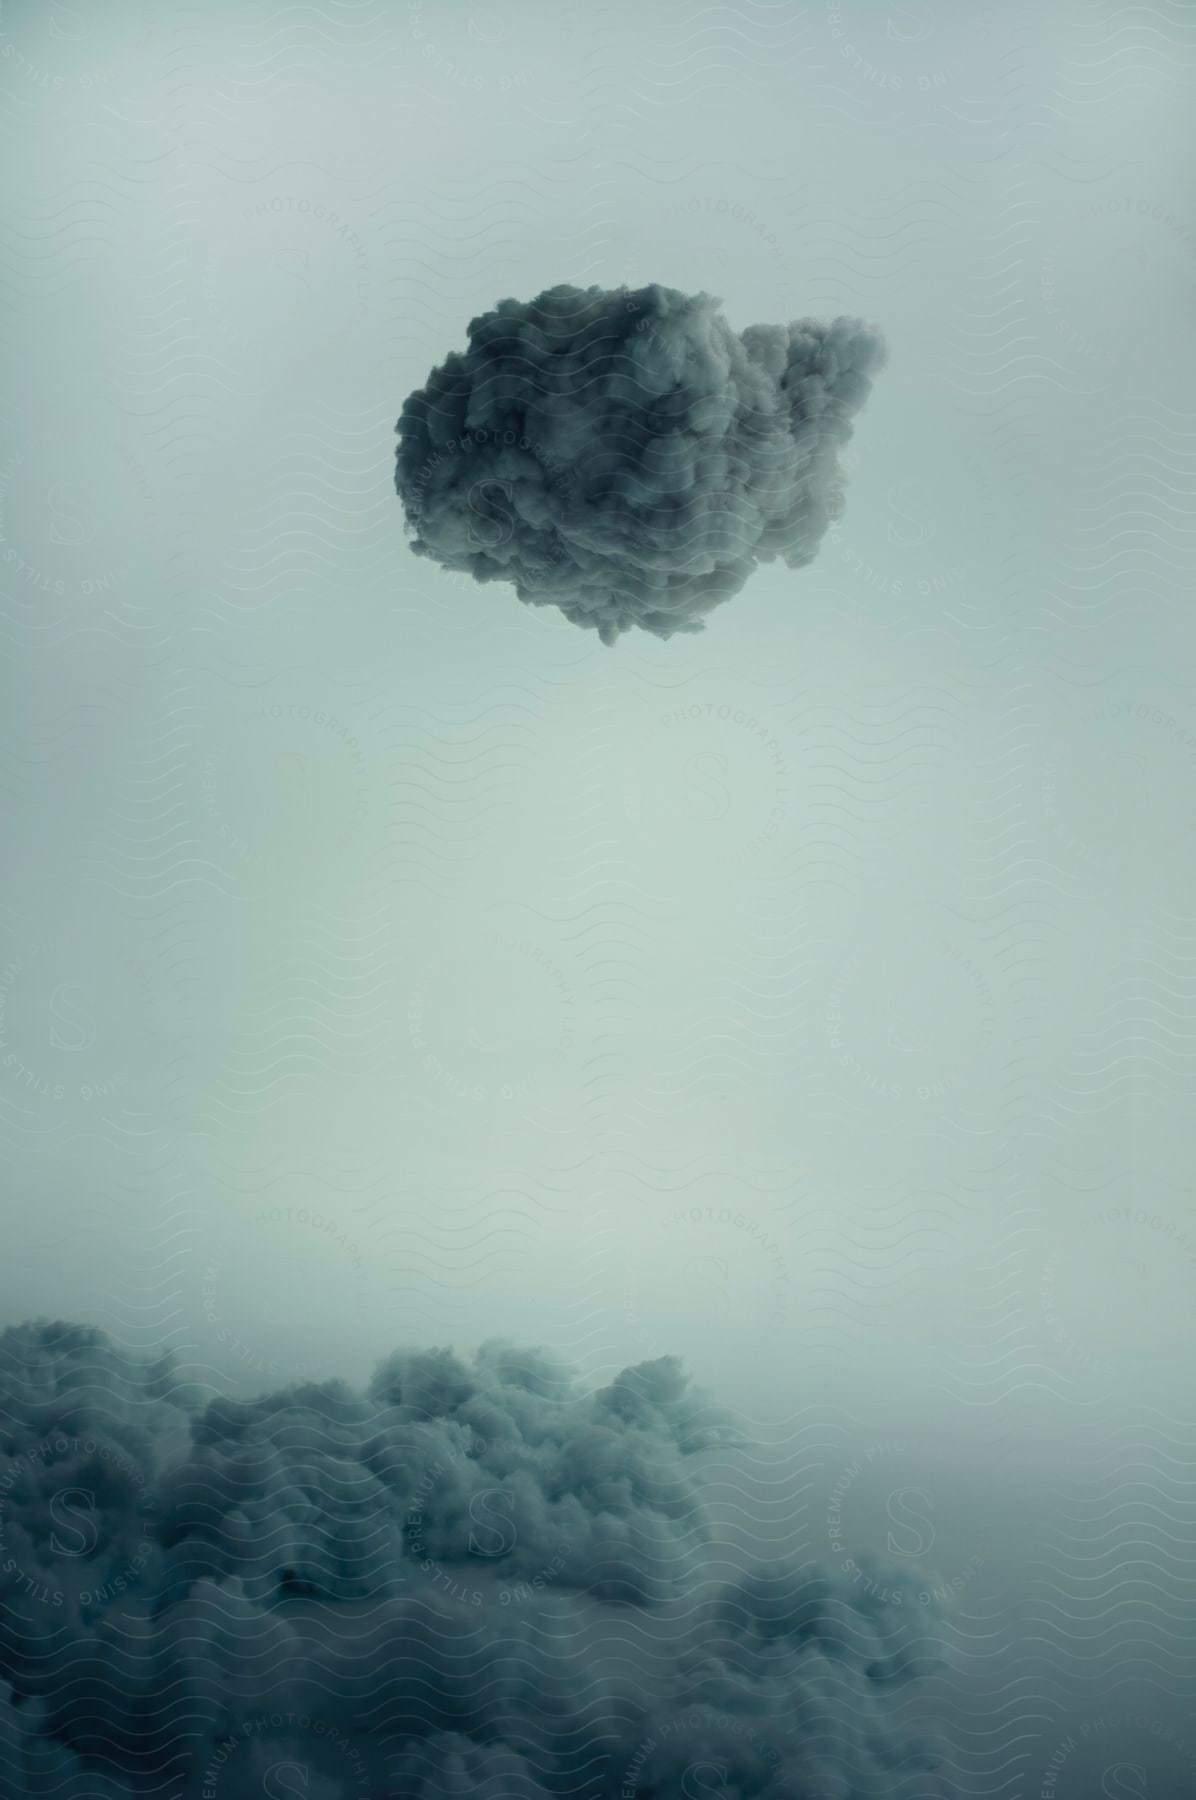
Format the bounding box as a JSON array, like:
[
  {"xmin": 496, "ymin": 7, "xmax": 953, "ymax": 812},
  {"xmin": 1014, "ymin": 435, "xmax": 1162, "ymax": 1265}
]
[
  {"xmin": 0, "ymin": 1321, "xmax": 944, "ymax": 1797},
  {"xmin": 395, "ymin": 283, "xmax": 886, "ymax": 644}
]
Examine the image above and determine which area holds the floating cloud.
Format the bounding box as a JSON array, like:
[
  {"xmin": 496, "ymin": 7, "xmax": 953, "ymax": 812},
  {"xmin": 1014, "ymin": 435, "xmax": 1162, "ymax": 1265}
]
[
  {"xmin": 0, "ymin": 1321, "xmax": 944, "ymax": 1797},
  {"xmin": 395, "ymin": 283, "xmax": 886, "ymax": 644}
]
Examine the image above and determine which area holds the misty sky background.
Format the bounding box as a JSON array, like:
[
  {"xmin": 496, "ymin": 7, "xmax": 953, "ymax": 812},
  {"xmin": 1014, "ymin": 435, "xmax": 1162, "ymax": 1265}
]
[{"xmin": 1, "ymin": 0, "xmax": 1195, "ymax": 1791}]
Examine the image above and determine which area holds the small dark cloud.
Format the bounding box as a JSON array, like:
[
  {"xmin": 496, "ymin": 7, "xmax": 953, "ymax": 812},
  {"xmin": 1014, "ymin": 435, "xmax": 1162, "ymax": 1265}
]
[
  {"xmin": 0, "ymin": 1319, "xmax": 944, "ymax": 1797},
  {"xmin": 395, "ymin": 283, "xmax": 886, "ymax": 644}
]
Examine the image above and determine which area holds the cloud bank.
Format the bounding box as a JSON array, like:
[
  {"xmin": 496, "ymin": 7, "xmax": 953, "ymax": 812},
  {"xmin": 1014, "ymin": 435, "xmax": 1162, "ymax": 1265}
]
[
  {"xmin": 395, "ymin": 283, "xmax": 886, "ymax": 644},
  {"xmin": 0, "ymin": 1321, "xmax": 943, "ymax": 1797}
]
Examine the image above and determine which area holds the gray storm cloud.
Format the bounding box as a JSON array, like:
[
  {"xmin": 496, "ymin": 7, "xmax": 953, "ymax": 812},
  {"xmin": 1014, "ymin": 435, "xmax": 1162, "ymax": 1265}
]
[
  {"xmin": 0, "ymin": 1320, "xmax": 944, "ymax": 1798},
  {"xmin": 394, "ymin": 283, "xmax": 886, "ymax": 644}
]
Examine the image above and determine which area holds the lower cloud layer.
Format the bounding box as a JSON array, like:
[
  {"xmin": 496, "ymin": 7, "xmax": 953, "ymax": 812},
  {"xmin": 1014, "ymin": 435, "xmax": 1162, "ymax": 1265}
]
[{"xmin": 0, "ymin": 1320, "xmax": 944, "ymax": 1797}]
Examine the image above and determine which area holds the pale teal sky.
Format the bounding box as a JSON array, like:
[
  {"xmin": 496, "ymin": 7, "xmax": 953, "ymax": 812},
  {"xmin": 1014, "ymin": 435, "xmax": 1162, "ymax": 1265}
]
[{"xmin": 1, "ymin": 0, "xmax": 1195, "ymax": 1781}]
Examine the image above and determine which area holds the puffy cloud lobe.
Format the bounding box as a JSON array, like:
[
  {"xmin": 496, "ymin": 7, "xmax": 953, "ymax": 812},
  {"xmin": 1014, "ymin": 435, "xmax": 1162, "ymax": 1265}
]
[
  {"xmin": 394, "ymin": 283, "xmax": 886, "ymax": 644},
  {"xmin": 649, "ymin": 1562, "xmax": 947, "ymax": 1797},
  {"xmin": 0, "ymin": 1321, "xmax": 945, "ymax": 1797},
  {"xmin": 390, "ymin": 1731, "xmax": 550, "ymax": 1798},
  {"xmin": 0, "ymin": 1321, "xmax": 189, "ymax": 1655},
  {"xmin": 154, "ymin": 1345, "xmax": 733, "ymax": 1608}
]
